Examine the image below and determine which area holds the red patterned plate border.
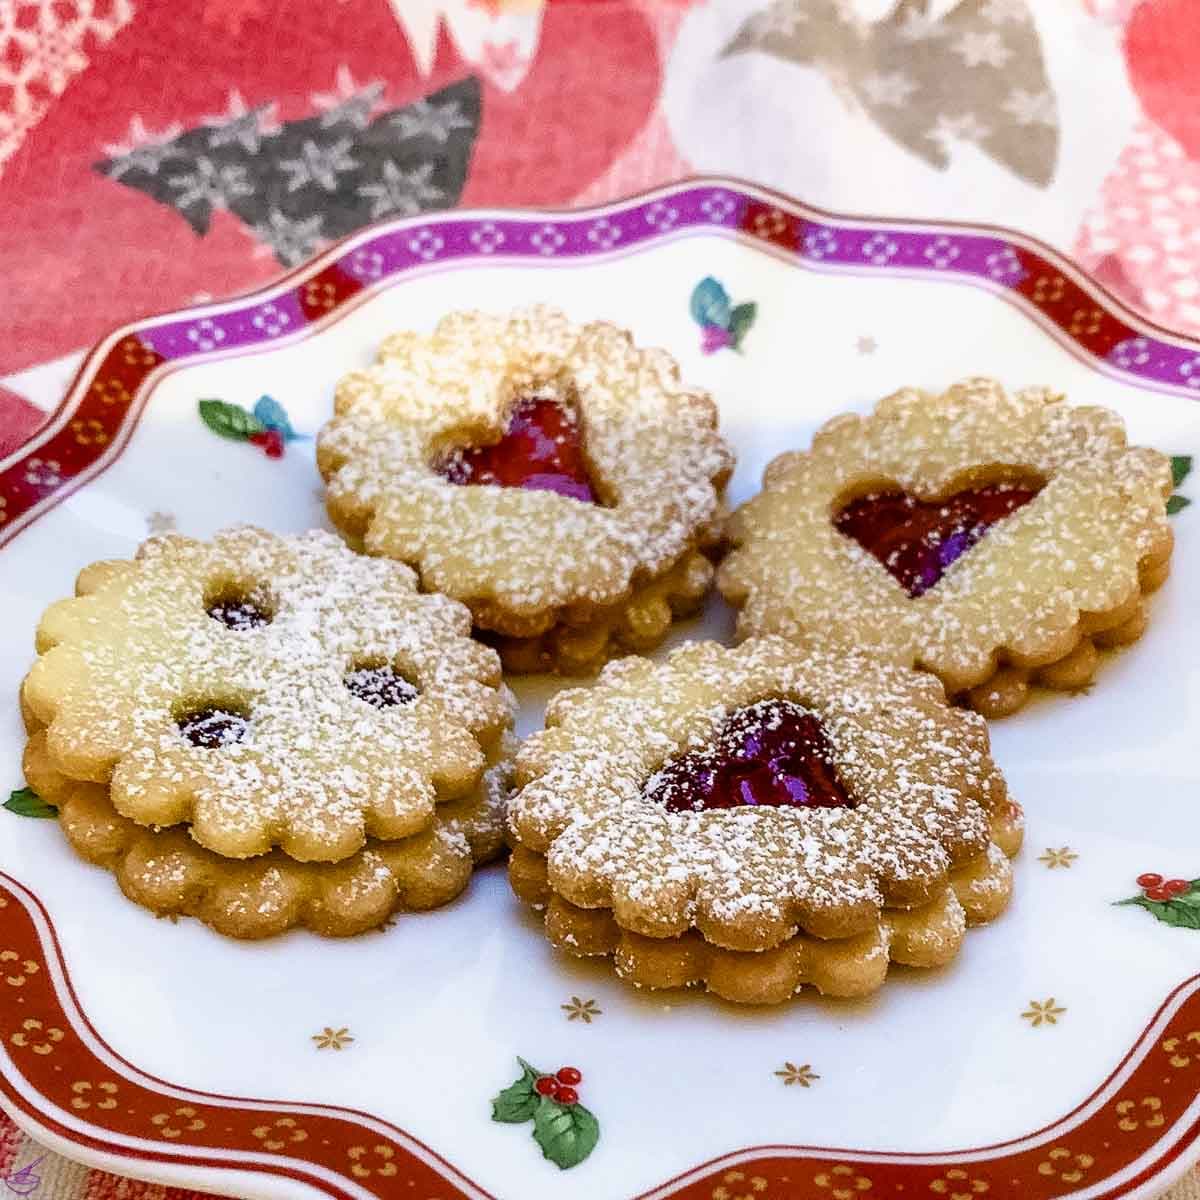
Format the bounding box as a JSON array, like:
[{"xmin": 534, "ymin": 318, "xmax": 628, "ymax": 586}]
[
  {"xmin": 2, "ymin": 178, "xmax": 1200, "ymax": 1198},
  {"xmin": 4, "ymin": 871, "xmax": 1200, "ymax": 1200}
]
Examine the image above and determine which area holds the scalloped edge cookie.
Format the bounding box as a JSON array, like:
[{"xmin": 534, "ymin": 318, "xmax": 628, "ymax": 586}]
[
  {"xmin": 508, "ymin": 824, "xmax": 1018, "ymax": 1005},
  {"xmin": 21, "ymin": 527, "xmax": 511, "ymax": 862},
  {"xmin": 508, "ymin": 637, "xmax": 1021, "ymax": 969},
  {"xmin": 717, "ymin": 378, "xmax": 1174, "ymax": 716},
  {"xmin": 23, "ymin": 726, "xmax": 513, "ymax": 940},
  {"xmin": 317, "ymin": 307, "xmax": 734, "ymax": 669}
]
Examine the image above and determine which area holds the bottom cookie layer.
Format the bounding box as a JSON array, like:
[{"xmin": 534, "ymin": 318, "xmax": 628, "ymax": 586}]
[
  {"xmin": 23, "ymin": 729, "xmax": 511, "ymax": 940},
  {"xmin": 962, "ymin": 545, "xmax": 1171, "ymax": 717},
  {"xmin": 508, "ymin": 826, "xmax": 1018, "ymax": 1006},
  {"xmin": 488, "ymin": 549, "xmax": 715, "ymax": 676}
]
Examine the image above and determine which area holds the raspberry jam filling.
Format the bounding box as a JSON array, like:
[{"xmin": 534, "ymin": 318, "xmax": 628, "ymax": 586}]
[
  {"xmin": 178, "ymin": 707, "xmax": 248, "ymax": 748},
  {"xmin": 343, "ymin": 665, "xmax": 419, "ymax": 709},
  {"xmin": 206, "ymin": 598, "xmax": 271, "ymax": 630},
  {"xmin": 835, "ymin": 481, "xmax": 1042, "ymax": 598},
  {"xmin": 643, "ymin": 699, "xmax": 853, "ymax": 812},
  {"xmin": 439, "ymin": 394, "xmax": 597, "ymax": 503}
]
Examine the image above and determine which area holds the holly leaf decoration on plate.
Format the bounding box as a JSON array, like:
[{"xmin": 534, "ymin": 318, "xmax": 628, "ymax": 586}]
[
  {"xmin": 690, "ymin": 276, "xmax": 732, "ymax": 330},
  {"xmin": 1168, "ymin": 454, "xmax": 1192, "ymax": 514},
  {"xmin": 727, "ymin": 301, "xmax": 757, "ymax": 350},
  {"xmin": 253, "ymin": 394, "xmax": 306, "ymax": 441},
  {"xmin": 5, "ymin": 787, "xmax": 56, "ymax": 819},
  {"xmin": 690, "ymin": 278, "xmax": 758, "ymax": 354},
  {"xmin": 1116, "ymin": 879, "xmax": 1200, "ymax": 929},
  {"xmin": 491, "ymin": 1058, "xmax": 541, "ymax": 1124},
  {"xmin": 532, "ymin": 1094, "xmax": 600, "ymax": 1170},
  {"xmin": 199, "ymin": 398, "xmax": 266, "ymax": 440},
  {"xmin": 490, "ymin": 1057, "xmax": 599, "ymax": 1169}
]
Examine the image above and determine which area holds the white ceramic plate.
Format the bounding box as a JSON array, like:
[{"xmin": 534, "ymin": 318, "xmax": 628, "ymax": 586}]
[{"xmin": 1, "ymin": 179, "xmax": 1198, "ymax": 1200}]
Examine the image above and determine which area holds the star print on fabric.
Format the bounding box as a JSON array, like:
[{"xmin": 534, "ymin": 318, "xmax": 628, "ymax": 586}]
[
  {"xmin": 279, "ymin": 138, "xmax": 359, "ymax": 193},
  {"xmin": 245, "ymin": 209, "xmax": 327, "ymax": 267},
  {"xmin": 166, "ymin": 158, "xmax": 253, "ymax": 226},
  {"xmin": 94, "ymin": 75, "xmax": 481, "ymax": 265}
]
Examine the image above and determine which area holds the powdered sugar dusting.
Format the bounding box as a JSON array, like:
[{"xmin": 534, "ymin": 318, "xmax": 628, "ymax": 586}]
[
  {"xmin": 317, "ymin": 307, "xmax": 734, "ymax": 626},
  {"xmin": 510, "ymin": 636, "xmax": 1009, "ymax": 948},
  {"xmin": 26, "ymin": 527, "xmax": 510, "ymax": 863},
  {"xmin": 719, "ymin": 378, "xmax": 1174, "ymax": 694}
]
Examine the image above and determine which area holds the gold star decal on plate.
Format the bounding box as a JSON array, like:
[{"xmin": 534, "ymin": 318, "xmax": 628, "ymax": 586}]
[
  {"xmin": 1038, "ymin": 847, "xmax": 1078, "ymax": 869},
  {"xmin": 775, "ymin": 1061, "xmax": 819, "ymax": 1087},
  {"xmin": 561, "ymin": 996, "xmax": 602, "ymax": 1023},
  {"xmin": 1022, "ymin": 999, "xmax": 1066, "ymax": 1027},
  {"xmin": 312, "ymin": 1026, "xmax": 354, "ymax": 1050}
]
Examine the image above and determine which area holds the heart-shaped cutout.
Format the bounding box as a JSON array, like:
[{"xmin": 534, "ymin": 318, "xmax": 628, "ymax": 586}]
[
  {"xmin": 439, "ymin": 393, "xmax": 597, "ymax": 503},
  {"xmin": 835, "ymin": 481, "xmax": 1041, "ymax": 598},
  {"xmin": 644, "ymin": 699, "xmax": 853, "ymax": 812}
]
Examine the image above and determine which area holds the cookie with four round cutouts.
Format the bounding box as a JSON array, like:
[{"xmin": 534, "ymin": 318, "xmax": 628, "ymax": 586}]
[
  {"xmin": 21, "ymin": 527, "xmax": 511, "ymax": 863},
  {"xmin": 718, "ymin": 378, "xmax": 1174, "ymax": 716},
  {"xmin": 22, "ymin": 722, "xmax": 513, "ymax": 939},
  {"xmin": 316, "ymin": 306, "xmax": 734, "ymax": 674}
]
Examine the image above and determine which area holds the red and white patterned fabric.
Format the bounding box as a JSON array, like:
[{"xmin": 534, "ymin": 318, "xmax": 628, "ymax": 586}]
[{"xmin": 1, "ymin": 1, "xmax": 1198, "ymax": 1195}]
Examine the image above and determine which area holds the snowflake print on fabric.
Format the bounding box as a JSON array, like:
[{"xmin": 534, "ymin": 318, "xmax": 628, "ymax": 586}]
[
  {"xmin": 391, "ymin": 97, "xmax": 474, "ymax": 143},
  {"xmin": 357, "ymin": 160, "xmax": 444, "ymax": 219},
  {"xmin": 723, "ymin": 0, "xmax": 1059, "ymax": 187},
  {"xmin": 312, "ymin": 67, "xmax": 385, "ymax": 131},
  {"xmin": 0, "ymin": 0, "xmax": 135, "ymax": 178},
  {"xmin": 203, "ymin": 90, "xmax": 280, "ymax": 155},
  {"xmin": 94, "ymin": 75, "xmax": 480, "ymax": 267},
  {"xmin": 167, "ymin": 157, "xmax": 253, "ymax": 228},
  {"xmin": 279, "ymin": 138, "xmax": 360, "ymax": 193},
  {"xmin": 102, "ymin": 116, "xmax": 185, "ymax": 179}
]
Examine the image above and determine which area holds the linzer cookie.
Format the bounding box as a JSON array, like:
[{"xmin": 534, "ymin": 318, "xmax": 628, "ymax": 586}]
[
  {"xmin": 20, "ymin": 527, "xmax": 511, "ymax": 863},
  {"xmin": 507, "ymin": 638, "xmax": 1022, "ymax": 1006},
  {"xmin": 718, "ymin": 378, "xmax": 1174, "ymax": 717},
  {"xmin": 316, "ymin": 307, "xmax": 734, "ymax": 674},
  {"xmin": 22, "ymin": 723, "xmax": 513, "ymax": 939}
]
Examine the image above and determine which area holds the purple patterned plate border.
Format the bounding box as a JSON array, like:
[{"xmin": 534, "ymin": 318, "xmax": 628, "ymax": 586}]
[{"xmin": 3, "ymin": 176, "xmax": 1200, "ymax": 548}]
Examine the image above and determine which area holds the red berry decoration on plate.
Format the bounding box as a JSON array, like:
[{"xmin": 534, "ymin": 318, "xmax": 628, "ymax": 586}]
[
  {"xmin": 198, "ymin": 395, "xmax": 305, "ymax": 460},
  {"xmin": 1164, "ymin": 878, "xmax": 1190, "ymax": 897},
  {"xmin": 490, "ymin": 1058, "xmax": 600, "ymax": 1169},
  {"xmin": 1145, "ymin": 885, "xmax": 1171, "ymax": 901},
  {"xmin": 1137, "ymin": 872, "xmax": 1163, "ymax": 888}
]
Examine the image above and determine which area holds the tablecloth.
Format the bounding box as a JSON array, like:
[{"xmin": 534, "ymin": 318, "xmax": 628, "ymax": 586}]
[{"xmin": 1, "ymin": 0, "xmax": 1198, "ymax": 1195}]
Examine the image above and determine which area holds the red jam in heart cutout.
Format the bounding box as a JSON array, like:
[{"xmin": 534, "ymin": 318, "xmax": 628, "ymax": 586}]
[
  {"xmin": 439, "ymin": 393, "xmax": 597, "ymax": 503},
  {"xmin": 835, "ymin": 481, "xmax": 1042, "ymax": 598},
  {"xmin": 643, "ymin": 699, "xmax": 853, "ymax": 812}
]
